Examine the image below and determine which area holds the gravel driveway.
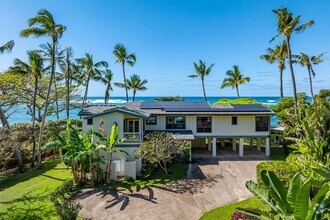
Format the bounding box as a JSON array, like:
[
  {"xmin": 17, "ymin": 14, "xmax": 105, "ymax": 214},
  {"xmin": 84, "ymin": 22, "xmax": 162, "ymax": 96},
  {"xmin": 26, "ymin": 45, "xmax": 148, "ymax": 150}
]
[{"xmin": 76, "ymin": 157, "xmax": 266, "ymax": 220}]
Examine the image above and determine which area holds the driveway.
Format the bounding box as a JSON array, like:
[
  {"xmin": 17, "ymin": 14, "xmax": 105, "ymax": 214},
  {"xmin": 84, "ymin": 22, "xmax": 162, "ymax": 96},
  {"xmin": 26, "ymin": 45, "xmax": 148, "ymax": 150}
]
[{"xmin": 76, "ymin": 157, "xmax": 266, "ymax": 220}]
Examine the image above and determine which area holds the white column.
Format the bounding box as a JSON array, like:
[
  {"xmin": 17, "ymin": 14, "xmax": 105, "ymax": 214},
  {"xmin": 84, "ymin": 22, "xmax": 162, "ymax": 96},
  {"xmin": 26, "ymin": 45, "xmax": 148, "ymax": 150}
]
[
  {"xmin": 239, "ymin": 138, "xmax": 244, "ymax": 157},
  {"xmin": 208, "ymin": 138, "xmax": 212, "ymax": 151},
  {"xmin": 212, "ymin": 138, "xmax": 217, "ymax": 157},
  {"xmin": 265, "ymin": 138, "xmax": 270, "ymax": 156},
  {"xmin": 257, "ymin": 138, "xmax": 261, "ymax": 151},
  {"xmin": 221, "ymin": 139, "xmax": 225, "ymax": 147},
  {"xmin": 250, "ymin": 138, "xmax": 253, "ymax": 146},
  {"xmin": 232, "ymin": 138, "xmax": 236, "ymax": 151}
]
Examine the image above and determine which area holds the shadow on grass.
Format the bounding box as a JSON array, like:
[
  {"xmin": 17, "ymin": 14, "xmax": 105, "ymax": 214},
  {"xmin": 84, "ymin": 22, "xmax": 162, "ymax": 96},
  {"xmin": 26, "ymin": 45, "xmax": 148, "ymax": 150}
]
[
  {"xmin": 0, "ymin": 190, "xmax": 56, "ymax": 220},
  {"xmin": 0, "ymin": 160, "xmax": 61, "ymax": 192}
]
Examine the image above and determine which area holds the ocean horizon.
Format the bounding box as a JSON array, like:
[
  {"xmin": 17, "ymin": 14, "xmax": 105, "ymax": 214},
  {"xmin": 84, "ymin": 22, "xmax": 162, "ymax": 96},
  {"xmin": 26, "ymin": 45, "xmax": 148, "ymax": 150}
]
[{"xmin": 8, "ymin": 96, "xmax": 310, "ymax": 126}]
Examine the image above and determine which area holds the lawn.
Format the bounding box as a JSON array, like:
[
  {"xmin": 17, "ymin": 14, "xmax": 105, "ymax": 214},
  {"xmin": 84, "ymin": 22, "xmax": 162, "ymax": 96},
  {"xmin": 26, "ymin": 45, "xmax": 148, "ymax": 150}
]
[
  {"xmin": 0, "ymin": 159, "xmax": 72, "ymax": 220},
  {"xmin": 200, "ymin": 197, "xmax": 267, "ymax": 220},
  {"xmin": 107, "ymin": 163, "xmax": 188, "ymax": 190}
]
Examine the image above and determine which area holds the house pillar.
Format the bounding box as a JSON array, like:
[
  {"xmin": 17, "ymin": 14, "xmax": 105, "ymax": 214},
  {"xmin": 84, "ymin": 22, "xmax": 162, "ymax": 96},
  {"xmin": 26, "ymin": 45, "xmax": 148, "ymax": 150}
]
[
  {"xmin": 221, "ymin": 139, "xmax": 225, "ymax": 147},
  {"xmin": 232, "ymin": 138, "xmax": 236, "ymax": 151},
  {"xmin": 257, "ymin": 138, "xmax": 261, "ymax": 151},
  {"xmin": 265, "ymin": 138, "xmax": 270, "ymax": 157},
  {"xmin": 207, "ymin": 138, "xmax": 212, "ymax": 151},
  {"xmin": 239, "ymin": 138, "xmax": 244, "ymax": 157},
  {"xmin": 212, "ymin": 138, "xmax": 217, "ymax": 157},
  {"xmin": 249, "ymin": 138, "xmax": 253, "ymax": 146}
]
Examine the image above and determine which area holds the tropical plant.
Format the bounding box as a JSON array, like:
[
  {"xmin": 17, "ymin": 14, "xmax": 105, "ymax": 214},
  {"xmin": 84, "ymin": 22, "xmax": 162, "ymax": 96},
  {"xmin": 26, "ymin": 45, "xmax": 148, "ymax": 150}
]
[
  {"xmin": 93, "ymin": 121, "xmax": 127, "ymax": 183},
  {"xmin": 271, "ymin": 7, "xmax": 314, "ymax": 114},
  {"xmin": 135, "ymin": 132, "xmax": 189, "ymax": 175},
  {"xmin": 115, "ymin": 74, "xmax": 148, "ymax": 101},
  {"xmin": 293, "ymin": 52, "xmax": 324, "ymax": 101},
  {"xmin": 239, "ymin": 170, "xmax": 330, "ymax": 219},
  {"xmin": 0, "ymin": 40, "xmax": 14, "ymax": 128},
  {"xmin": 221, "ymin": 65, "xmax": 250, "ymax": 98},
  {"xmin": 20, "ymin": 8, "xmax": 67, "ymax": 167},
  {"xmin": 188, "ymin": 60, "xmax": 215, "ymax": 102},
  {"xmin": 260, "ymin": 40, "xmax": 287, "ymax": 98},
  {"xmin": 113, "ymin": 44, "xmax": 136, "ymax": 102},
  {"xmin": 99, "ymin": 69, "xmax": 113, "ymax": 104},
  {"xmin": 7, "ymin": 51, "xmax": 46, "ymax": 166},
  {"xmin": 154, "ymin": 96, "xmax": 185, "ymax": 101},
  {"xmin": 76, "ymin": 53, "xmax": 108, "ymax": 107}
]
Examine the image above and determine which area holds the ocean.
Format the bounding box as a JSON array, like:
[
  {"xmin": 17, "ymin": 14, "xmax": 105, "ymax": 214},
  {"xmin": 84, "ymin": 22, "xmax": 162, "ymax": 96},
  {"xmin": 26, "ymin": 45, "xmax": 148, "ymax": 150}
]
[{"xmin": 7, "ymin": 96, "xmax": 287, "ymax": 126}]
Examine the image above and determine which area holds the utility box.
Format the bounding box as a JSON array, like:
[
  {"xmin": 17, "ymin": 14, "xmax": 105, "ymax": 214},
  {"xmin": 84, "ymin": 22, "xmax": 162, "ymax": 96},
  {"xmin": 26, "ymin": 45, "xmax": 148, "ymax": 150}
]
[{"xmin": 125, "ymin": 159, "xmax": 137, "ymax": 180}]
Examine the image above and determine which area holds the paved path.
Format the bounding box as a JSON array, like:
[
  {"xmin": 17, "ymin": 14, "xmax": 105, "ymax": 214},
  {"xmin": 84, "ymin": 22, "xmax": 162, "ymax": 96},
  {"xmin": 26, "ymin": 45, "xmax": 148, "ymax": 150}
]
[{"xmin": 76, "ymin": 157, "xmax": 266, "ymax": 220}]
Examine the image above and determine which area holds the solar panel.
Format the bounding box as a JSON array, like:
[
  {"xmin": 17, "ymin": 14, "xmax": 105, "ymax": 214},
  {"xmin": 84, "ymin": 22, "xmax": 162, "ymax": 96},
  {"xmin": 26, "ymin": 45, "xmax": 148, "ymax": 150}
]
[{"xmin": 140, "ymin": 101, "xmax": 212, "ymax": 111}]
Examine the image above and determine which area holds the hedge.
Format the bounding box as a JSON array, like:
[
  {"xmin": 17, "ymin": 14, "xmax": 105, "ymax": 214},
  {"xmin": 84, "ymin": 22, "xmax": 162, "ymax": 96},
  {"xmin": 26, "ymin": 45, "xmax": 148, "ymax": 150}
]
[{"xmin": 256, "ymin": 160, "xmax": 300, "ymax": 187}]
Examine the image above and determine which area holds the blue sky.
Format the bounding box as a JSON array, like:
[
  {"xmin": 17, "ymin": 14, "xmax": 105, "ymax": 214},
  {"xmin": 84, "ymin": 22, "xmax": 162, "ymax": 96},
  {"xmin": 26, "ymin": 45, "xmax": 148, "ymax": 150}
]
[{"xmin": 1, "ymin": 0, "xmax": 329, "ymax": 97}]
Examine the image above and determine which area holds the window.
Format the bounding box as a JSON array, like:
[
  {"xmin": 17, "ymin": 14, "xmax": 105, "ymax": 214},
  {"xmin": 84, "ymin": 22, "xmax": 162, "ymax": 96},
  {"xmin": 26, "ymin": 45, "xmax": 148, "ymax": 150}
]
[
  {"xmin": 87, "ymin": 118, "xmax": 93, "ymax": 125},
  {"xmin": 256, "ymin": 116, "xmax": 269, "ymax": 132},
  {"xmin": 197, "ymin": 117, "xmax": 212, "ymax": 133},
  {"xmin": 124, "ymin": 119, "xmax": 140, "ymax": 132},
  {"xmin": 166, "ymin": 116, "xmax": 186, "ymax": 129},
  {"xmin": 146, "ymin": 116, "xmax": 157, "ymax": 125},
  {"xmin": 232, "ymin": 116, "xmax": 237, "ymax": 125}
]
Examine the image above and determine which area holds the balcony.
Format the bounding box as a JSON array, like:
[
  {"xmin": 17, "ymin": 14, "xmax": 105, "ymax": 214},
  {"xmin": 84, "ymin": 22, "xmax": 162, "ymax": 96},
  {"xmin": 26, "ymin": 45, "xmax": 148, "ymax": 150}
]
[{"xmin": 123, "ymin": 132, "xmax": 142, "ymax": 142}]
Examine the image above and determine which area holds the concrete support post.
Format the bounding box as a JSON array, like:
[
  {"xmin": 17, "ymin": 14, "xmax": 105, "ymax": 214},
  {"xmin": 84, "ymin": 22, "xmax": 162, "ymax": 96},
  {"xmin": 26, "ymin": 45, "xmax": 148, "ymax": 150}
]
[
  {"xmin": 212, "ymin": 138, "xmax": 217, "ymax": 157},
  {"xmin": 257, "ymin": 138, "xmax": 261, "ymax": 151},
  {"xmin": 232, "ymin": 138, "xmax": 236, "ymax": 151},
  {"xmin": 221, "ymin": 138, "xmax": 225, "ymax": 147},
  {"xmin": 250, "ymin": 138, "xmax": 253, "ymax": 146},
  {"xmin": 265, "ymin": 138, "xmax": 270, "ymax": 157},
  {"xmin": 239, "ymin": 138, "xmax": 244, "ymax": 157},
  {"xmin": 207, "ymin": 138, "xmax": 212, "ymax": 151}
]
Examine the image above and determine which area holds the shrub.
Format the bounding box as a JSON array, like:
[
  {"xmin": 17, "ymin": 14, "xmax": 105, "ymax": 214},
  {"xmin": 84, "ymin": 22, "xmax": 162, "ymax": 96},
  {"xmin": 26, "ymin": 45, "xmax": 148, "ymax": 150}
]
[
  {"xmin": 256, "ymin": 160, "xmax": 299, "ymax": 187},
  {"xmin": 50, "ymin": 180, "xmax": 81, "ymax": 220}
]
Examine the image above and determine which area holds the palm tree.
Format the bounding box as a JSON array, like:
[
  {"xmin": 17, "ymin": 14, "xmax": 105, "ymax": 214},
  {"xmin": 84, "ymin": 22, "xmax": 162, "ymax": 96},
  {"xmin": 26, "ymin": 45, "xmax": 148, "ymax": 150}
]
[
  {"xmin": 20, "ymin": 9, "xmax": 66, "ymax": 167},
  {"xmin": 0, "ymin": 40, "xmax": 14, "ymax": 54},
  {"xmin": 37, "ymin": 42, "xmax": 66, "ymax": 119},
  {"xmin": 221, "ymin": 65, "xmax": 250, "ymax": 98},
  {"xmin": 260, "ymin": 40, "xmax": 287, "ymax": 98},
  {"xmin": 76, "ymin": 53, "xmax": 108, "ymax": 107},
  {"xmin": 113, "ymin": 44, "xmax": 136, "ymax": 102},
  {"xmin": 0, "ymin": 40, "xmax": 14, "ymax": 128},
  {"xmin": 60, "ymin": 47, "xmax": 74, "ymax": 119},
  {"xmin": 271, "ymin": 7, "xmax": 314, "ymax": 114},
  {"xmin": 7, "ymin": 51, "xmax": 45, "ymax": 167},
  {"xmin": 115, "ymin": 74, "xmax": 148, "ymax": 101},
  {"xmin": 188, "ymin": 60, "xmax": 215, "ymax": 102},
  {"xmin": 294, "ymin": 52, "xmax": 324, "ymax": 101},
  {"xmin": 99, "ymin": 69, "xmax": 113, "ymax": 104}
]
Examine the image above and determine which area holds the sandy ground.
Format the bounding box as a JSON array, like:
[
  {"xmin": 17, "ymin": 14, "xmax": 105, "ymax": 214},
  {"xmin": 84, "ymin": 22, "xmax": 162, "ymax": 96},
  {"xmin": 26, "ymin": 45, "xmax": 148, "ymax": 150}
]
[{"xmin": 75, "ymin": 156, "xmax": 266, "ymax": 220}]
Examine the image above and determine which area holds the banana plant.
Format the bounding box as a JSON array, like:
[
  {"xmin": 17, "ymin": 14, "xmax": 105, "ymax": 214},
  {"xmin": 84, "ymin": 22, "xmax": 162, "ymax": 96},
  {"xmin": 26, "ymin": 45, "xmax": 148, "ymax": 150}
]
[
  {"xmin": 93, "ymin": 122, "xmax": 128, "ymax": 183},
  {"xmin": 238, "ymin": 170, "xmax": 330, "ymax": 219}
]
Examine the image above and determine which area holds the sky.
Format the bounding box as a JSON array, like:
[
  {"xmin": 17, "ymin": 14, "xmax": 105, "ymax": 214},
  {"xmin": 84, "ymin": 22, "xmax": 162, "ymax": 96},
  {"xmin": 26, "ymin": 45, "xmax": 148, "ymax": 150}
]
[{"xmin": 1, "ymin": 0, "xmax": 329, "ymax": 97}]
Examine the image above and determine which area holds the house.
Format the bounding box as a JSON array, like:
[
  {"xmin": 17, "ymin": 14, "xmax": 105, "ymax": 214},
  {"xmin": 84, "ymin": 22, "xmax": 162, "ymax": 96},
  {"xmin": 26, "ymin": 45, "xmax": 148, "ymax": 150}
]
[{"xmin": 78, "ymin": 101, "xmax": 274, "ymax": 179}]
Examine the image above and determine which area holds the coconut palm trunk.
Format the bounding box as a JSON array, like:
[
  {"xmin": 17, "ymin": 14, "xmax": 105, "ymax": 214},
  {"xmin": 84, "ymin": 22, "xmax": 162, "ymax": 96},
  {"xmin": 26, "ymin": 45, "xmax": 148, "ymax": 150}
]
[
  {"xmin": 235, "ymin": 85, "xmax": 240, "ymax": 98},
  {"xmin": 31, "ymin": 76, "xmax": 38, "ymax": 167},
  {"xmin": 37, "ymin": 40, "xmax": 56, "ymax": 167},
  {"xmin": 82, "ymin": 76, "xmax": 90, "ymax": 108},
  {"xmin": 286, "ymin": 38, "xmax": 298, "ymax": 114},
  {"xmin": 54, "ymin": 79, "xmax": 59, "ymax": 119},
  {"xmin": 307, "ymin": 67, "xmax": 314, "ymax": 101},
  {"xmin": 66, "ymin": 59, "xmax": 70, "ymax": 119},
  {"xmin": 122, "ymin": 62, "xmax": 128, "ymax": 102},
  {"xmin": 201, "ymin": 78, "xmax": 207, "ymax": 102},
  {"xmin": 279, "ymin": 66, "xmax": 284, "ymax": 98}
]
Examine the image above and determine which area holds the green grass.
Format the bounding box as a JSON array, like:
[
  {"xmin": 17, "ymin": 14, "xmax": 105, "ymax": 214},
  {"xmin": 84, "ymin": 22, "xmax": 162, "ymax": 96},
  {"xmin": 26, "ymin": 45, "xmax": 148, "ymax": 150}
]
[
  {"xmin": 0, "ymin": 159, "xmax": 72, "ymax": 220},
  {"xmin": 200, "ymin": 197, "xmax": 267, "ymax": 220},
  {"xmin": 107, "ymin": 163, "xmax": 188, "ymax": 190}
]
